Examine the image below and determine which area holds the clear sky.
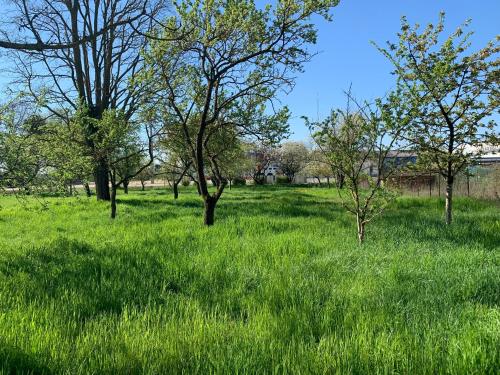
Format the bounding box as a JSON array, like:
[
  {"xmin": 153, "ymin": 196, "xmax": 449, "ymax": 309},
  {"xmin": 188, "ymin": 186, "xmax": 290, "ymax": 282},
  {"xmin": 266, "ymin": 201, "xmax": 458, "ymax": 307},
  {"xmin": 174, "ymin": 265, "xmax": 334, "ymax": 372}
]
[{"xmin": 282, "ymin": 0, "xmax": 500, "ymax": 141}]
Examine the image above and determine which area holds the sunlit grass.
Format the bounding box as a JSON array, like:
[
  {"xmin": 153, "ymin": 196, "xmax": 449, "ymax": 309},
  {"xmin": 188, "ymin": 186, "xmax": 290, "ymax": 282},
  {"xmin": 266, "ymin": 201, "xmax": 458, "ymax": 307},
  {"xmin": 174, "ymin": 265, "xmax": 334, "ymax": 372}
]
[{"xmin": 0, "ymin": 186, "xmax": 498, "ymax": 374}]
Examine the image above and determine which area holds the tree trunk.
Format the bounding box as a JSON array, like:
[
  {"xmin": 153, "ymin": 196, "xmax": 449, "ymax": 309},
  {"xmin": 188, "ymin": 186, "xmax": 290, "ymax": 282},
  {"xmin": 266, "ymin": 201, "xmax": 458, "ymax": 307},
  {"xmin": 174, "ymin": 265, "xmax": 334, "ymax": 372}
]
[
  {"xmin": 316, "ymin": 177, "xmax": 321, "ymax": 186},
  {"xmin": 94, "ymin": 158, "xmax": 110, "ymax": 201},
  {"xmin": 336, "ymin": 173, "xmax": 345, "ymax": 189},
  {"xmin": 204, "ymin": 197, "xmax": 216, "ymax": 226},
  {"xmin": 327, "ymin": 177, "xmax": 331, "ymax": 188},
  {"xmin": 356, "ymin": 215, "xmax": 365, "ymax": 244},
  {"xmin": 110, "ymin": 185, "xmax": 117, "ymax": 219},
  {"xmin": 141, "ymin": 181, "xmax": 145, "ymax": 191},
  {"xmin": 229, "ymin": 179, "xmax": 232, "ymax": 190},
  {"xmin": 123, "ymin": 180, "xmax": 129, "ymax": 194},
  {"xmin": 194, "ymin": 180, "xmax": 202, "ymax": 195},
  {"xmin": 445, "ymin": 176, "xmax": 453, "ymax": 225},
  {"xmin": 173, "ymin": 183, "xmax": 179, "ymax": 199},
  {"xmin": 84, "ymin": 182, "xmax": 92, "ymax": 197}
]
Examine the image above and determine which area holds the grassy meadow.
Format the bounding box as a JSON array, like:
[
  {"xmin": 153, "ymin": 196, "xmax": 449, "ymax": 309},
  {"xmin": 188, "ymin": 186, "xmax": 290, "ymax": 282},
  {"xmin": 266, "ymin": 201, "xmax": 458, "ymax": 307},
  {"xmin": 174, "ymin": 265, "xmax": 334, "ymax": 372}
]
[{"xmin": 0, "ymin": 186, "xmax": 498, "ymax": 374}]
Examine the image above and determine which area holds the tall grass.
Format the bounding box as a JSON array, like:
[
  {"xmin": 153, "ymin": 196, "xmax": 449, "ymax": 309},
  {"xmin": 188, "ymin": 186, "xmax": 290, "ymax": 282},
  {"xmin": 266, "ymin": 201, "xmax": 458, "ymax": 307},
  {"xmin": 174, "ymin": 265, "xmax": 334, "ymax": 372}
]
[{"xmin": 0, "ymin": 187, "xmax": 498, "ymax": 374}]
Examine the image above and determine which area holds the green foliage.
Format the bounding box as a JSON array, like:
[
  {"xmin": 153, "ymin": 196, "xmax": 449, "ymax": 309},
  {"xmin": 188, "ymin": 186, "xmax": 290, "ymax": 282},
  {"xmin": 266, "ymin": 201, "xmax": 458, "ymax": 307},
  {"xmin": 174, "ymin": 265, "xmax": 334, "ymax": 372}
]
[
  {"xmin": 374, "ymin": 12, "xmax": 499, "ymax": 183},
  {"xmin": 0, "ymin": 99, "xmax": 92, "ymax": 196},
  {"xmin": 0, "ymin": 188, "xmax": 498, "ymax": 373},
  {"xmin": 279, "ymin": 142, "xmax": 309, "ymax": 182},
  {"xmin": 306, "ymin": 92, "xmax": 408, "ymax": 243},
  {"xmin": 231, "ymin": 177, "xmax": 246, "ymax": 186},
  {"xmin": 276, "ymin": 175, "xmax": 290, "ymax": 184}
]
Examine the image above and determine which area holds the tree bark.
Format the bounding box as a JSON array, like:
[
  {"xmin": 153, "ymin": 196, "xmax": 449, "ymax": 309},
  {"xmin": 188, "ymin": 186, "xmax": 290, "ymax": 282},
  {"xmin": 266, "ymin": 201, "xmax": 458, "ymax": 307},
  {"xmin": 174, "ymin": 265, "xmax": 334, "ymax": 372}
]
[
  {"xmin": 141, "ymin": 181, "xmax": 145, "ymax": 191},
  {"xmin": 94, "ymin": 158, "xmax": 111, "ymax": 201},
  {"xmin": 84, "ymin": 182, "xmax": 92, "ymax": 197},
  {"xmin": 123, "ymin": 180, "xmax": 129, "ymax": 194},
  {"xmin": 356, "ymin": 215, "xmax": 365, "ymax": 244},
  {"xmin": 445, "ymin": 176, "xmax": 453, "ymax": 225},
  {"xmin": 193, "ymin": 180, "xmax": 202, "ymax": 195},
  {"xmin": 110, "ymin": 185, "xmax": 117, "ymax": 219},
  {"xmin": 173, "ymin": 183, "xmax": 179, "ymax": 199},
  {"xmin": 204, "ymin": 196, "xmax": 217, "ymax": 226},
  {"xmin": 336, "ymin": 172, "xmax": 345, "ymax": 189},
  {"xmin": 327, "ymin": 176, "xmax": 331, "ymax": 188}
]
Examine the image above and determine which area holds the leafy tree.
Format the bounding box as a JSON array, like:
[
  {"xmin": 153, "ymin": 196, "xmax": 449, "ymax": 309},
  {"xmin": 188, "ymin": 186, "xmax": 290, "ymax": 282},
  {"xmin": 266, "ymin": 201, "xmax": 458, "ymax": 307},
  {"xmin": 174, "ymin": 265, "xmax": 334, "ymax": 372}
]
[
  {"xmin": 74, "ymin": 108, "xmax": 155, "ymax": 218},
  {"xmin": 279, "ymin": 142, "xmax": 309, "ymax": 183},
  {"xmin": 1, "ymin": 99, "xmax": 91, "ymax": 198},
  {"xmin": 302, "ymin": 149, "xmax": 334, "ymax": 186},
  {"xmin": 247, "ymin": 143, "xmax": 279, "ymax": 185},
  {"xmin": 0, "ymin": 0, "xmax": 166, "ymax": 201},
  {"xmin": 306, "ymin": 92, "xmax": 408, "ymax": 244},
  {"xmin": 136, "ymin": 165, "xmax": 156, "ymax": 191},
  {"xmin": 141, "ymin": 0, "xmax": 337, "ymax": 225},
  {"xmin": 375, "ymin": 13, "xmax": 499, "ymax": 224}
]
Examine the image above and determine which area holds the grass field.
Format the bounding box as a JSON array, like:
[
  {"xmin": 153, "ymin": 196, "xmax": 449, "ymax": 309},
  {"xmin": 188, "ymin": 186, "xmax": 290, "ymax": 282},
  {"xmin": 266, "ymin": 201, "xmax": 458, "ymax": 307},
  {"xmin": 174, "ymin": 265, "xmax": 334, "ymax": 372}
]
[{"xmin": 0, "ymin": 186, "xmax": 498, "ymax": 374}]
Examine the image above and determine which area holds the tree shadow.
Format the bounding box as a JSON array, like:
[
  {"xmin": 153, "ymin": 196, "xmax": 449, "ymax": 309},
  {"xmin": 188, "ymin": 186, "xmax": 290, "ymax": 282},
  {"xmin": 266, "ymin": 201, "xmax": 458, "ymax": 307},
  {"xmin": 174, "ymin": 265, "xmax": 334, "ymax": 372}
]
[
  {"xmin": 0, "ymin": 238, "xmax": 184, "ymax": 322},
  {"xmin": 378, "ymin": 205, "xmax": 500, "ymax": 251},
  {"xmin": 0, "ymin": 340, "xmax": 53, "ymax": 375}
]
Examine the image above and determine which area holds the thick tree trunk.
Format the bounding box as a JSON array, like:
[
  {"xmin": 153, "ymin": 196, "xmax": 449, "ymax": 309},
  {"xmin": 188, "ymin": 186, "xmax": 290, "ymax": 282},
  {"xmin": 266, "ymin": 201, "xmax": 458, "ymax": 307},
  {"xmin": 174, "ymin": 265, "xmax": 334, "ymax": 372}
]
[
  {"xmin": 204, "ymin": 197, "xmax": 216, "ymax": 226},
  {"xmin": 94, "ymin": 158, "xmax": 110, "ymax": 201},
  {"xmin": 110, "ymin": 185, "xmax": 117, "ymax": 219},
  {"xmin": 123, "ymin": 180, "xmax": 129, "ymax": 194},
  {"xmin": 356, "ymin": 215, "xmax": 365, "ymax": 244},
  {"xmin": 84, "ymin": 182, "xmax": 92, "ymax": 197},
  {"xmin": 173, "ymin": 183, "xmax": 179, "ymax": 200},
  {"xmin": 445, "ymin": 176, "xmax": 453, "ymax": 225}
]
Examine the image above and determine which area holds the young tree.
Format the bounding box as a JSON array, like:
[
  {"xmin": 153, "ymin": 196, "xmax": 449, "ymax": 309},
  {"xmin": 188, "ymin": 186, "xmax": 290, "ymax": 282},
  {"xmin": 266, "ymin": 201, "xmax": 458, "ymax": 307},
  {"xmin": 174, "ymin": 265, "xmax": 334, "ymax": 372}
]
[
  {"xmin": 136, "ymin": 165, "xmax": 155, "ymax": 191},
  {"xmin": 306, "ymin": 92, "xmax": 408, "ymax": 244},
  {"xmin": 141, "ymin": 0, "xmax": 337, "ymax": 225},
  {"xmin": 375, "ymin": 13, "xmax": 499, "ymax": 224},
  {"xmin": 279, "ymin": 142, "xmax": 309, "ymax": 183},
  {"xmin": 0, "ymin": 0, "xmax": 166, "ymax": 201},
  {"xmin": 75, "ymin": 108, "xmax": 155, "ymax": 218}
]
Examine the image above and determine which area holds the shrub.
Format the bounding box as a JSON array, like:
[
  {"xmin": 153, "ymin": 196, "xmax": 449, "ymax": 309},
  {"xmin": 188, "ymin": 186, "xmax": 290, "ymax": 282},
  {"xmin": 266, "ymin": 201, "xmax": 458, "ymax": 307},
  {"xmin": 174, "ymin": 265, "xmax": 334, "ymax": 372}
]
[
  {"xmin": 232, "ymin": 177, "xmax": 246, "ymax": 186},
  {"xmin": 181, "ymin": 178, "xmax": 191, "ymax": 187},
  {"xmin": 276, "ymin": 176, "xmax": 290, "ymax": 184}
]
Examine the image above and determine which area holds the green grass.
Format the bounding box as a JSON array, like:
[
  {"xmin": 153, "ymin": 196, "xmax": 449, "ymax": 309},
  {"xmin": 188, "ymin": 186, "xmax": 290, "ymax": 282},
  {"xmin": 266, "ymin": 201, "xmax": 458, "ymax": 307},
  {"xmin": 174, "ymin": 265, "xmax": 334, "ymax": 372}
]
[{"xmin": 0, "ymin": 186, "xmax": 498, "ymax": 374}]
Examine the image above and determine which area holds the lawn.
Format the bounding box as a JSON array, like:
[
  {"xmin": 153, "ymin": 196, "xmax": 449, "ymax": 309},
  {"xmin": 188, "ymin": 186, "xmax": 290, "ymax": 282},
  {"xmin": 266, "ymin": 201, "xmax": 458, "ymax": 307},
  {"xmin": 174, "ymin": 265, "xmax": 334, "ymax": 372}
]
[{"xmin": 0, "ymin": 187, "xmax": 498, "ymax": 374}]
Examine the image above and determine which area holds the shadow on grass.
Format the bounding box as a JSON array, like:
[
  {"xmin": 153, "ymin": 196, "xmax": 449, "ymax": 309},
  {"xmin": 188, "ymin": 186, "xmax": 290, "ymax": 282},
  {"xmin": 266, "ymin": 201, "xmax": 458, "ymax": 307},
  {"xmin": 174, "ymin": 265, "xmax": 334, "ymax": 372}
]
[
  {"xmin": 0, "ymin": 238, "xmax": 185, "ymax": 321},
  {"xmin": 0, "ymin": 340, "xmax": 52, "ymax": 375},
  {"xmin": 379, "ymin": 205, "xmax": 500, "ymax": 251}
]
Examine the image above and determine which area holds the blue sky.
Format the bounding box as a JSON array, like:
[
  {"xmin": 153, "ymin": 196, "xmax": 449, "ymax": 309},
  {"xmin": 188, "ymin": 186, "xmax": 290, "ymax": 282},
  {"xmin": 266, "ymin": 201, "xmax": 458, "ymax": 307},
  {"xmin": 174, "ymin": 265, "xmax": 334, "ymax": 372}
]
[
  {"xmin": 0, "ymin": 0, "xmax": 498, "ymax": 141},
  {"xmin": 282, "ymin": 0, "xmax": 500, "ymax": 141}
]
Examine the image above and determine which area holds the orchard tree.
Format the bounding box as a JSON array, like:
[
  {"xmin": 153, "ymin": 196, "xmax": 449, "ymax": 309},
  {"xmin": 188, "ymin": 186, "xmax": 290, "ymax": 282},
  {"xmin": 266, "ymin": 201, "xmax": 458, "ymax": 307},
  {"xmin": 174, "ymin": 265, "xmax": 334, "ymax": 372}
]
[
  {"xmin": 303, "ymin": 149, "xmax": 333, "ymax": 186},
  {"xmin": 375, "ymin": 13, "xmax": 499, "ymax": 224},
  {"xmin": 279, "ymin": 142, "xmax": 309, "ymax": 183},
  {"xmin": 0, "ymin": 99, "xmax": 91, "ymax": 197},
  {"xmin": 142, "ymin": 0, "xmax": 338, "ymax": 225},
  {"xmin": 74, "ymin": 108, "xmax": 155, "ymax": 218},
  {"xmin": 248, "ymin": 142, "xmax": 280, "ymax": 185},
  {"xmin": 306, "ymin": 91, "xmax": 409, "ymax": 244},
  {"xmin": 0, "ymin": 0, "xmax": 166, "ymax": 201}
]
